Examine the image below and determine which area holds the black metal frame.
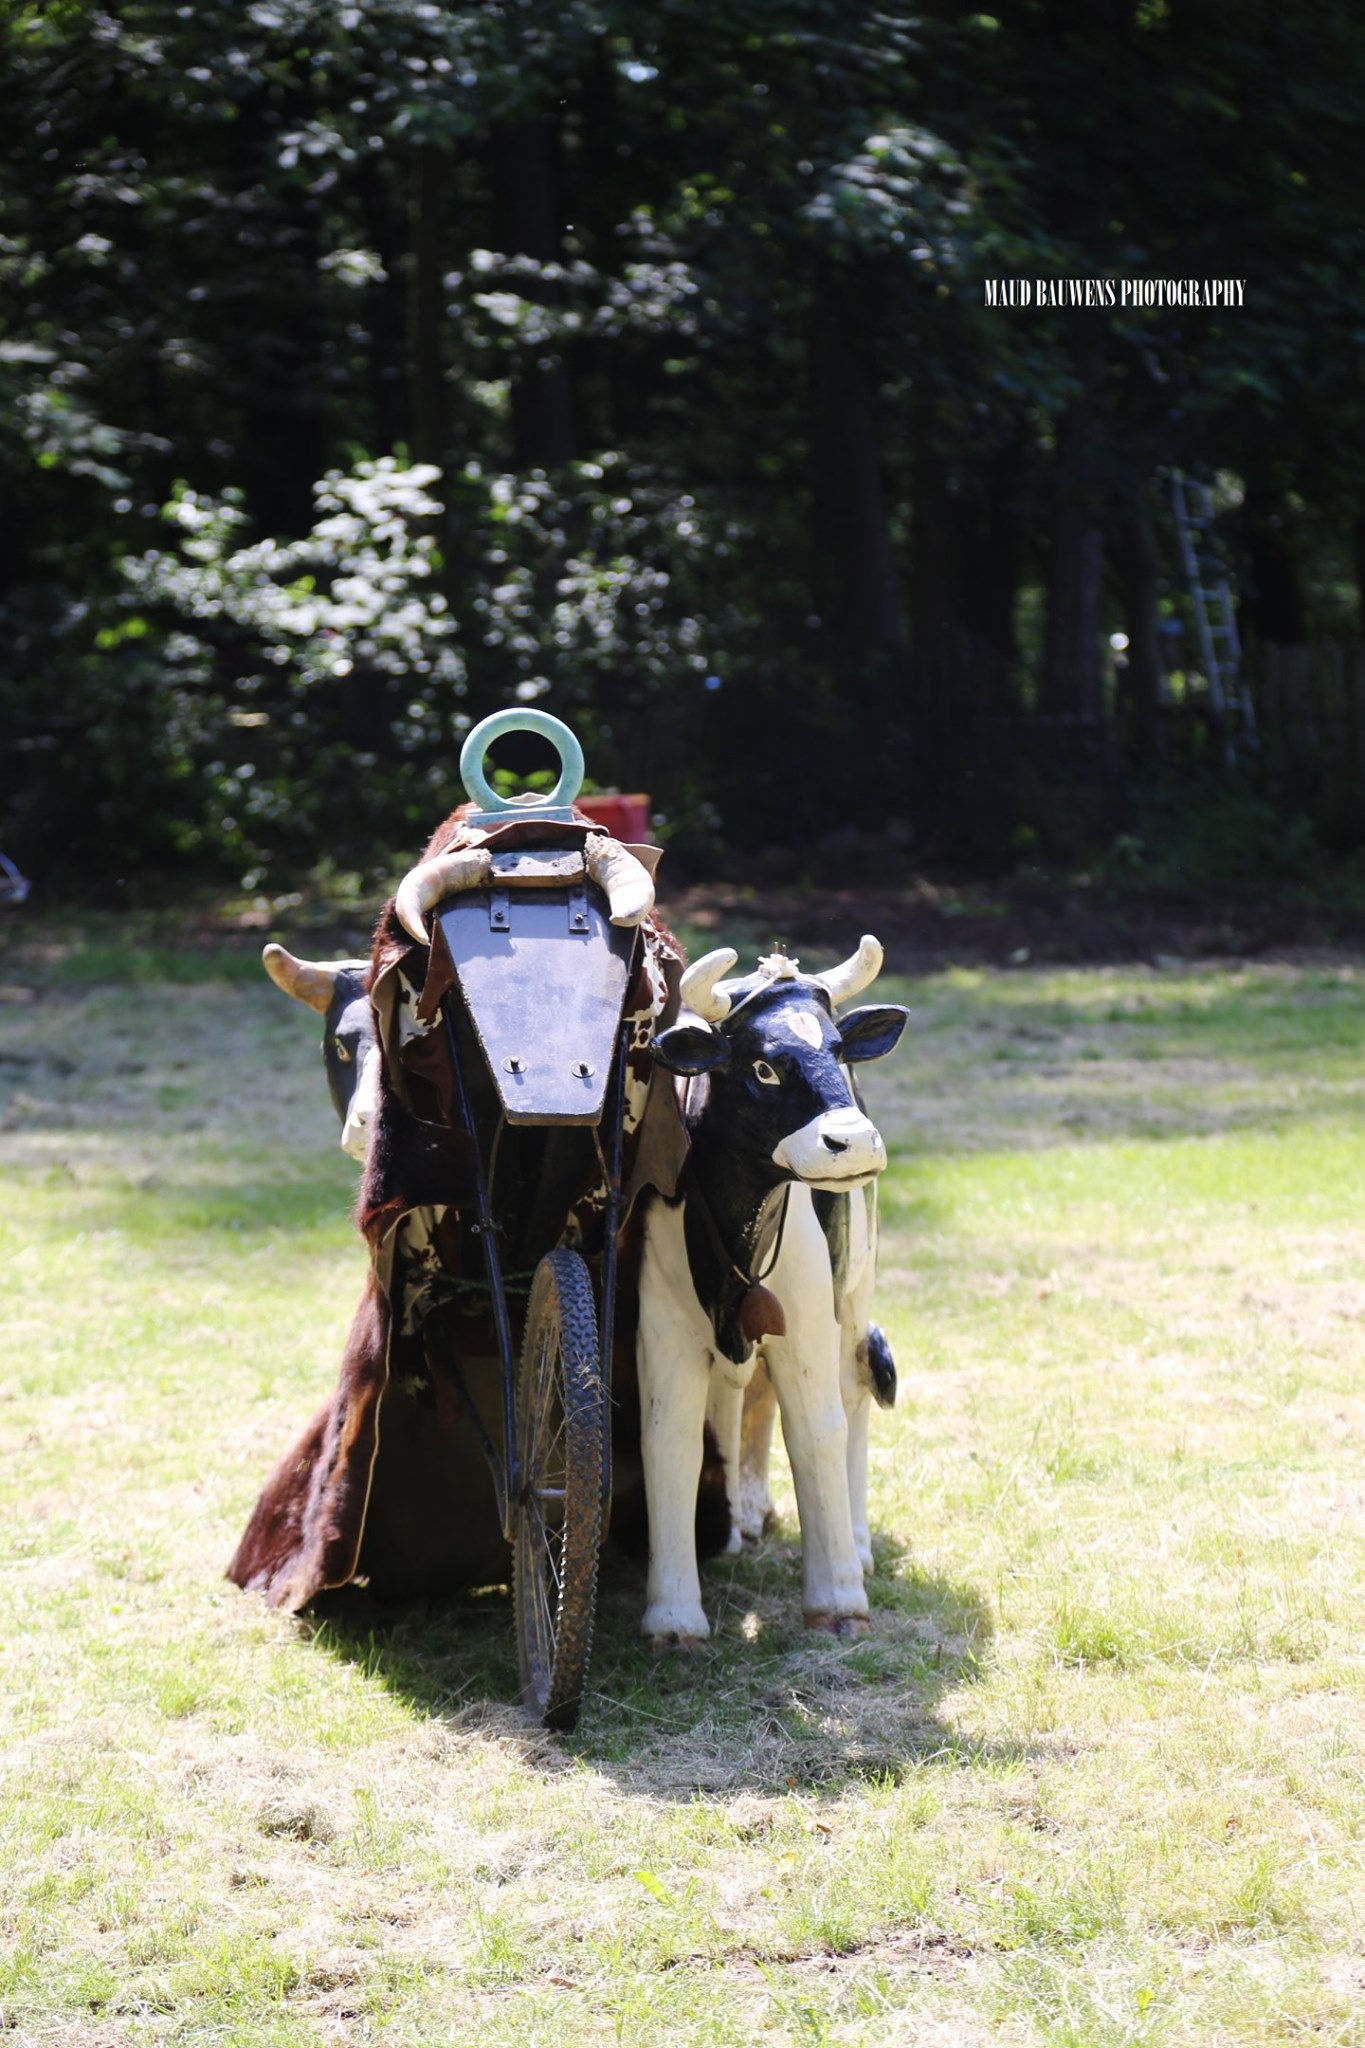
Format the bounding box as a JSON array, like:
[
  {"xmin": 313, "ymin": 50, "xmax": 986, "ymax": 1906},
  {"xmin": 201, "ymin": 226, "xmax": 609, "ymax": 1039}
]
[
  {"xmin": 592, "ymin": 1016, "xmax": 630, "ymax": 1515},
  {"xmin": 437, "ymin": 954, "xmax": 635, "ymax": 1543}
]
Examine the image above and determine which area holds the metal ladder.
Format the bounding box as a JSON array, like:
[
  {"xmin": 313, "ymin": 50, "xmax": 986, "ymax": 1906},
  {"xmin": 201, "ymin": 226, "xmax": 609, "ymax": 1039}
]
[{"xmin": 1169, "ymin": 471, "xmax": 1256, "ymax": 761}]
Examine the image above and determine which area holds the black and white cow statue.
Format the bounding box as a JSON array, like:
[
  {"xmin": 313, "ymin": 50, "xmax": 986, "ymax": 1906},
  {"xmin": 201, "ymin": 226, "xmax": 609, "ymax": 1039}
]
[
  {"xmin": 262, "ymin": 944, "xmax": 382, "ymax": 1162},
  {"xmin": 637, "ymin": 938, "xmax": 907, "ymax": 1645}
]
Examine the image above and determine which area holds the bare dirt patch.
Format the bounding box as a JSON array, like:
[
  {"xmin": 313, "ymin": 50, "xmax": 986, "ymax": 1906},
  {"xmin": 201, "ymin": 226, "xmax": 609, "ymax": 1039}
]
[{"xmin": 670, "ymin": 873, "xmax": 1365, "ymax": 973}]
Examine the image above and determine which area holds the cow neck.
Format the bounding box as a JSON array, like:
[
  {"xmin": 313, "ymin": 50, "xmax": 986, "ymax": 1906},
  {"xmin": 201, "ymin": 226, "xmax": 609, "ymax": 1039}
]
[{"xmin": 682, "ymin": 1128, "xmax": 789, "ymax": 1367}]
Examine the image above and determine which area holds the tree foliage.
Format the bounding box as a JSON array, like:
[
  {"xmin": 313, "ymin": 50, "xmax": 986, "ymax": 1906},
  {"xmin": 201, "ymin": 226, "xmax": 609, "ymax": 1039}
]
[{"xmin": 2, "ymin": 0, "xmax": 1362, "ymax": 882}]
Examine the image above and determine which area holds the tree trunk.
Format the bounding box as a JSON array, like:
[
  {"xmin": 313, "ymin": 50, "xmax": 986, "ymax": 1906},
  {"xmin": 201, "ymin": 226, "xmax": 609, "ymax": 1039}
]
[
  {"xmin": 905, "ymin": 401, "xmax": 993, "ymax": 826},
  {"xmin": 407, "ymin": 146, "xmax": 450, "ymax": 467},
  {"xmin": 1241, "ymin": 486, "xmax": 1305, "ymax": 642},
  {"xmin": 361, "ymin": 161, "xmax": 406, "ymax": 458},
  {"xmin": 1117, "ymin": 511, "xmax": 1165, "ymax": 762},
  {"xmin": 808, "ymin": 275, "xmax": 904, "ymax": 658},
  {"xmin": 805, "ymin": 267, "xmax": 906, "ymax": 820},
  {"xmin": 489, "ymin": 117, "xmax": 575, "ymax": 467},
  {"xmin": 1042, "ymin": 368, "xmax": 1105, "ymax": 721},
  {"xmin": 974, "ymin": 441, "xmax": 1023, "ymax": 685},
  {"xmin": 238, "ymin": 202, "xmax": 327, "ymax": 535},
  {"xmin": 908, "ymin": 406, "xmax": 961, "ymax": 660}
]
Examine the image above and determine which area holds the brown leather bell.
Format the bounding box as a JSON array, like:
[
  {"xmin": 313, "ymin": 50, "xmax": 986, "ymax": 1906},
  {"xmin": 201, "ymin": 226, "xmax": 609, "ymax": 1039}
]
[{"xmin": 739, "ymin": 1281, "xmax": 787, "ymax": 1343}]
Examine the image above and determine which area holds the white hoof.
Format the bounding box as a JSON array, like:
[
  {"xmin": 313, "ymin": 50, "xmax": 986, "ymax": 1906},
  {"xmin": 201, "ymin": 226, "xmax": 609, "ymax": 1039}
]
[
  {"xmin": 642, "ymin": 1601, "xmax": 709, "ymax": 1645},
  {"xmin": 723, "ymin": 1523, "xmax": 744, "ymax": 1557}
]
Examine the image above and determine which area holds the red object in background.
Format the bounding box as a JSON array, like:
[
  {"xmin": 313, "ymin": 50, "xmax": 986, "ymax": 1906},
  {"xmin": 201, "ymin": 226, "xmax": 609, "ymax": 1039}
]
[{"xmin": 576, "ymin": 792, "xmax": 652, "ymax": 843}]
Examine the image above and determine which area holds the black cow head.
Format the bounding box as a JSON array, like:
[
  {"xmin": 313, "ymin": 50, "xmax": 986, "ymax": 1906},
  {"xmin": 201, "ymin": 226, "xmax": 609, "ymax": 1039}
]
[
  {"xmin": 651, "ymin": 944, "xmax": 907, "ymax": 1192},
  {"xmin": 262, "ymin": 944, "xmax": 379, "ymax": 1160}
]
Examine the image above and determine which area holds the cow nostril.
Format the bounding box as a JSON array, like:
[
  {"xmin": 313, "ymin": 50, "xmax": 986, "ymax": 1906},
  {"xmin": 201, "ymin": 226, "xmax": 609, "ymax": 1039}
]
[{"xmin": 821, "ymin": 1133, "xmax": 849, "ymax": 1154}]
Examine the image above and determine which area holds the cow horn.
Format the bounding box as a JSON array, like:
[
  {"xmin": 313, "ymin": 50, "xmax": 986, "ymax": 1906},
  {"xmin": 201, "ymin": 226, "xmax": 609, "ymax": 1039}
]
[
  {"xmin": 815, "ymin": 934, "xmax": 884, "ymax": 1007},
  {"xmin": 393, "ymin": 848, "xmax": 493, "ymax": 945},
  {"xmin": 584, "ymin": 834, "xmax": 655, "ymax": 927},
  {"xmin": 262, "ymin": 943, "xmax": 352, "ymax": 1014},
  {"xmin": 680, "ymin": 947, "xmax": 738, "ymax": 1023}
]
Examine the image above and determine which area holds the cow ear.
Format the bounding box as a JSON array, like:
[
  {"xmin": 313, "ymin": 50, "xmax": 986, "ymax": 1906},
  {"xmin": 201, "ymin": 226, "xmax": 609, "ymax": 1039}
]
[
  {"xmin": 837, "ymin": 1004, "xmax": 909, "ymax": 1063},
  {"xmin": 651, "ymin": 1023, "xmax": 731, "ymax": 1077}
]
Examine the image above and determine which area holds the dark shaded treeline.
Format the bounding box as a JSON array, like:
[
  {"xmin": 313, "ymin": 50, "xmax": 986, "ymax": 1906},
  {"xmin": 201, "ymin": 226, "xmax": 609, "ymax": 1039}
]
[{"xmin": 2, "ymin": 1, "xmax": 1362, "ymax": 884}]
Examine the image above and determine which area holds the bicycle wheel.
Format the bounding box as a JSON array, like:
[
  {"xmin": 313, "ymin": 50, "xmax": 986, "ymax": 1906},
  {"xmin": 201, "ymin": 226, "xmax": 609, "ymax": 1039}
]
[{"xmin": 513, "ymin": 1248, "xmax": 606, "ymax": 1732}]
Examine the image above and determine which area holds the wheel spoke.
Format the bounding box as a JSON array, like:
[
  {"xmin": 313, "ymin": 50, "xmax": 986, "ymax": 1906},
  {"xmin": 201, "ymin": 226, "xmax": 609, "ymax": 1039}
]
[
  {"xmin": 537, "ymin": 1543, "xmax": 556, "ymax": 1645},
  {"xmin": 525, "ymin": 1466, "xmax": 561, "ymax": 1652},
  {"xmin": 530, "ymin": 1506, "xmax": 554, "ymax": 1662}
]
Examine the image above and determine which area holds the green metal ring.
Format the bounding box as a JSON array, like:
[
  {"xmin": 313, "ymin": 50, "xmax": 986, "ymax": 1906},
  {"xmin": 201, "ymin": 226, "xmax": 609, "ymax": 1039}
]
[{"xmin": 458, "ymin": 709, "xmax": 585, "ymax": 814}]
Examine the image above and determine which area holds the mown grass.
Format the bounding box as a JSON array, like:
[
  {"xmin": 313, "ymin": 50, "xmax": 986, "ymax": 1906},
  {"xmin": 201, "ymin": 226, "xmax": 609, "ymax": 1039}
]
[{"xmin": 4, "ymin": 926, "xmax": 1365, "ymax": 2043}]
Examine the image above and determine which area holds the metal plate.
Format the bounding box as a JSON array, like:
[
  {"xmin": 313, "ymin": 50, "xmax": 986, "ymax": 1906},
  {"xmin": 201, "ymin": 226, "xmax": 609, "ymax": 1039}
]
[
  {"xmin": 488, "ymin": 849, "xmax": 585, "ymax": 887},
  {"xmin": 436, "ymin": 888, "xmax": 636, "ymax": 1125}
]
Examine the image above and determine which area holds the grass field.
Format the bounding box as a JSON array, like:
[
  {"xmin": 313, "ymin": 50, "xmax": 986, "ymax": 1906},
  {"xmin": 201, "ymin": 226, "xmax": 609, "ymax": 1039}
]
[{"xmin": 4, "ymin": 922, "xmax": 1365, "ymax": 2045}]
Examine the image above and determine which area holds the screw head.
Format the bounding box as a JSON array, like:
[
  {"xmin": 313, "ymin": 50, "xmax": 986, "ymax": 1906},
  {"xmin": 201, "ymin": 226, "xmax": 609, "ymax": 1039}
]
[
  {"xmin": 571, "ymin": 1060, "xmax": 594, "ymax": 1079},
  {"xmin": 503, "ymin": 1055, "xmax": 525, "ymax": 1074}
]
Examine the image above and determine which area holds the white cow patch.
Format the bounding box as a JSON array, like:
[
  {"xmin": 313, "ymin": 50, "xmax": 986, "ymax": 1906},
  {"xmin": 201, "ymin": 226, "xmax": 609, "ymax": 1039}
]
[
  {"xmin": 341, "ymin": 1042, "xmax": 383, "ymax": 1160},
  {"xmin": 786, "ymin": 1010, "xmax": 824, "ymax": 1050}
]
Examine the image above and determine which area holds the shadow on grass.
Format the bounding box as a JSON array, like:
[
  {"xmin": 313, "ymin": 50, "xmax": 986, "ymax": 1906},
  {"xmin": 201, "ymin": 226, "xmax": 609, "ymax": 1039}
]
[{"xmin": 305, "ymin": 1526, "xmax": 1003, "ymax": 1797}]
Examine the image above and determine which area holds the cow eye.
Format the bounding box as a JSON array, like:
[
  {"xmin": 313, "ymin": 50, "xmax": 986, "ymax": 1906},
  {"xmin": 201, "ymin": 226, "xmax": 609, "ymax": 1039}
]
[
  {"xmin": 334, "ymin": 1042, "xmax": 353, "ymax": 1064},
  {"xmin": 752, "ymin": 1059, "xmax": 780, "ymax": 1086}
]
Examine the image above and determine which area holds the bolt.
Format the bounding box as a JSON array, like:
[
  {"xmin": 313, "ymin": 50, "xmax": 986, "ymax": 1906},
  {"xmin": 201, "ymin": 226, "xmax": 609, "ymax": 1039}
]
[
  {"xmin": 571, "ymin": 1060, "xmax": 594, "ymax": 1079},
  {"xmin": 503, "ymin": 1055, "xmax": 525, "ymax": 1074}
]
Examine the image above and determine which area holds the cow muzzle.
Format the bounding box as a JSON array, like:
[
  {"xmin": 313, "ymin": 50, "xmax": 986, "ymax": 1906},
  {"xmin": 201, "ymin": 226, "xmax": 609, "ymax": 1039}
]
[
  {"xmin": 770, "ymin": 1106, "xmax": 887, "ymax": 1188},
  {"xmin": 340, "ymin": 1044, "xmax": 383, "ymax": 1161}
]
